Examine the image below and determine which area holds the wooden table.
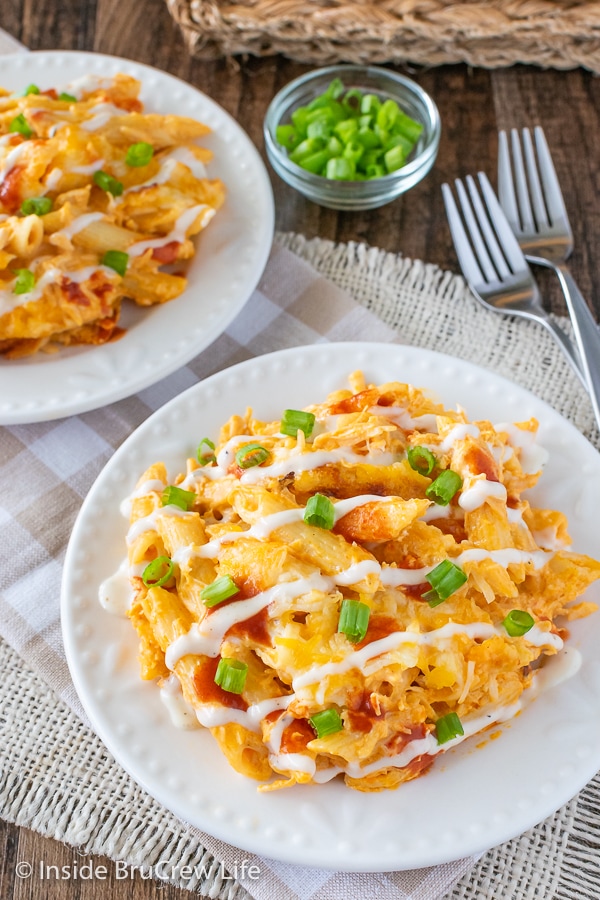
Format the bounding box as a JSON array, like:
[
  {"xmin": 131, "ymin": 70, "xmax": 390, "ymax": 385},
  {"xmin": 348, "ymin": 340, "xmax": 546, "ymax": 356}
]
[{"xmin": 1, "ymin": 0, "xmax": 599, "ymax": 897}]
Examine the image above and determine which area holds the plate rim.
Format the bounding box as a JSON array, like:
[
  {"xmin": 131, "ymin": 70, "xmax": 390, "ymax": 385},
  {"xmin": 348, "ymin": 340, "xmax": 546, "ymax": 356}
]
[
  {"xmin": 0, "ymin": 49, "xmax": 274, "ymax": 424},
  {"xmin": 61, "ymin": 341, "xmax": 600, "ymax": 871}
]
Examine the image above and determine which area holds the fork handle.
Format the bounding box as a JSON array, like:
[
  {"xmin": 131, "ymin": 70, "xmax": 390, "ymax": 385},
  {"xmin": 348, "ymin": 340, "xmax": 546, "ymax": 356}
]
[
  {"xmin": 537, "ymin": 315, "xmax": 587, "ymax": 389},
  {"xmin": 528, "ymin": 255, "xmax": 600, "ymax": 430}
]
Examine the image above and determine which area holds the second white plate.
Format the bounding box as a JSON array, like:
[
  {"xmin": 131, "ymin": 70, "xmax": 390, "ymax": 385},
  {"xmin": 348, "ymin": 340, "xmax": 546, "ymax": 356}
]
[
  {"xmin": 61, "ymin": 343, "xmax": 600, "ymax": 871},
  {"xmin": 0, "ymin": 51, "xmax": 274, "ymax": 424}
]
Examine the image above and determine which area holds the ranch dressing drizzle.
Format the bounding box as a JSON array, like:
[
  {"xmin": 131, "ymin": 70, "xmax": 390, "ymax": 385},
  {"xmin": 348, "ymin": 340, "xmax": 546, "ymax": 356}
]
[
  {"xmin": 454, "ymin": 547, "xmax": 550, "ymax": 570},
  {"xmin": 54, "ymin": 211, "xmax": 104, "ymax": 240},
  {"xmin": 192, "ymin": 696, "xmax": 293, "ymax": 733},
  {"xmin": 421, "ymin": 503, "xmax": 463, "ymax": 522},
  {"xmin": 80, "ymin": 102, "xmax": 128, "ymax": 131},
  {"xmin": 126, "ymin": 504, "xmax": 196, "ymax": 545},
  {"xmin": 159, "ymin": 675, "xmax": 200, "ymax": 730},
  {"xmin": 458, "ymin": 477, "xmax": 508, "ymax": 512},
  {"xmin": 240, "ymin": 446, "xmax": 397, "ymax": 485},
  {"xmin": 494, "ymin": 422, "xmax": 549, "ymax": 474},
  {"xmin": 120, "ymin": 147, "xmax": 208, "ymax": 196},
  {"xmin": 128, "ymin": 205, "xmax": 214, "ymax": 257},
  {"xmin": 0, "ymin": 262, "xmax": 116, "ymax": 317},
  {"xmin": 367, "ymin": 406, "xmax": 439, "ymax": 432},
  {"xmin": 63, "ymin": 74, "xmax": 114, "ymax": 97},
  {"xmin": 343, "ymin": 700, "xmax": 522, "ymax": 778},
  {"xmin": 189, "ymin": 494, "xmax": 398, "ymax": 558},
  {"xmin": 292, "ymin": 622, "xmax": 562, "ymax": 691},
  {"xmin": 506, "ymin": 506, "xmax": 525, "ymax": 525},
  {"xmin": 119, "ymin": 478, "xmax": 167, "ymax": 518},
  {"xmin": 171, "ymin": 642, "xmax": 578, "ymax": 778},
  {"xmin": 165, "ymin": 572, "xmax": 333, "ymax": 667},
  {"xmin": 44, "ymin": 167, "xmax": 63, "ymax": 190},
  {"xmin": 0, "ymin": 140, "xmax": 33, "ymax": 182},
  {"xmin": 274, "ymin": 660, "xmax": 575, "ymax": 780},
  {"xmin": 438, "ymin": 423, "xmax": 480, "ymax": 452},
  {"xmin": 98, "ymin": 559, "xmax": 135, "ymax": 616},
  {"xmin": 70, "ymin": 159, "xmax": 105, "ymax": 175}
]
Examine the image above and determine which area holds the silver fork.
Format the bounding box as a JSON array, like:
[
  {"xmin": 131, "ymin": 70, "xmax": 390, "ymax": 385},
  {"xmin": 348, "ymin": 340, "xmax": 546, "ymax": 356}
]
[
  {"xmin": 498, "ymin": 126, "xmax": 600, "ymax": 429},
  {"xmin": 442, "ymin": 173, "xmax": 586, "ymax": 387}
]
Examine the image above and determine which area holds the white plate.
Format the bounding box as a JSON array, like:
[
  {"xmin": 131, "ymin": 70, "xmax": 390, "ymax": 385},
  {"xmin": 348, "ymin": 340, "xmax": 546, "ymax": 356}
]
[
  {"xmin": 61, "ymin": 343, "xmax": 600, "ymax": 872},
  {"xmin": 0, "ymin": 51, "xmax": 274, "ymax": 424}
]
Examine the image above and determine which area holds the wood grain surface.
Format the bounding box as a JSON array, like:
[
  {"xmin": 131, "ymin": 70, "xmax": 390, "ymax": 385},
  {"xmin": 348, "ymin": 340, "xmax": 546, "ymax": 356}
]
[{"xmin": 1, "ymin": 0, "xmax": 599, "ymax": 896}]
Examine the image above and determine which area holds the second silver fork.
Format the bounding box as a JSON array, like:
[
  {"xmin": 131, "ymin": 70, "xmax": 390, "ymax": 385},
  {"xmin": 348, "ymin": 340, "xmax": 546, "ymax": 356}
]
[
  {"xmin": 498, "ymin": 126, "xmax": 600, "ymax": 430},
  {"xmin": 442, "ymin": 172, "xmax": 586, "ymax": 387}
]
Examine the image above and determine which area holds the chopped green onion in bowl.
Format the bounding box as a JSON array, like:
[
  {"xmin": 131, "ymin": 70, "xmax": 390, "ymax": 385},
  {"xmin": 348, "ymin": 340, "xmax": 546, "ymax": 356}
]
[
  {"xmin": 274, "ymin": 77, "xmax": 424, "ymax": 182},
  {"xmin": 264, "ymin": 64, "xmax": 441, "ymax": 211}
]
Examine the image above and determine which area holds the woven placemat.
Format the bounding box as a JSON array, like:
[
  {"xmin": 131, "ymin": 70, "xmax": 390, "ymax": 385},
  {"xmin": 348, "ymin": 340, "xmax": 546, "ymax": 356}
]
[{"xmin": 165, "ymin": 0, "xmax": 600, "ymax": 72}]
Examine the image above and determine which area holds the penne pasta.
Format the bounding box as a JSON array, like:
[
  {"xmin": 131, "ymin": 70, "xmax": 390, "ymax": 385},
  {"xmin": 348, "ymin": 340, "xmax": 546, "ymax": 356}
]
[
  {"xmin": 100, "ymin": 373, "xmax": 600, "ymax": 793},
  {"xmin": 0, "ymin": 73, "xmax": 225, "ymax": 357}
]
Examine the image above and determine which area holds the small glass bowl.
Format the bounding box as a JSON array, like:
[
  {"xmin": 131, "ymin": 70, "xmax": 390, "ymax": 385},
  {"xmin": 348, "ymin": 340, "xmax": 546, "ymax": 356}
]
[{"xmin": 264, "ymin": 64, "xmax": 441, "ymax": 212}]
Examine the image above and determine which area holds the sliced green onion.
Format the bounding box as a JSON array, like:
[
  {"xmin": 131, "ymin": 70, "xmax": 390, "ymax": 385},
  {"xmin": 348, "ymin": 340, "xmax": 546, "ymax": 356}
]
[
  {"xmin": 425, "ymin": 469, "xmax": 462, "ymax": 505},
  {"xmin": 289, "ymin": 137, "xmax": 323, "ymax": 164},
  {"xmin": 126, "ymin": 141, "xmax": 154, "ymax": 167},
  {"xmin": 9, "ymin": 113, "xmax": 33, "ymax": 138},
  {"xmin": 197, "ymin": 437, "xmax": 216, "ymax": 465},
  {"xmin": 309, "ymin": 708, "xmax": 343, "ymax": 738},
  {"xmin": 384, "ymin": 144, "xmax": 406, "ymax": 174},
  {"xmin": 435, "ymin": 712, "xmax": 464, "ymax": 744},
  {"xmin": 235, "ymin": 443, "xmax": 269, "ymax": 469},
  {"xmin": 20, "ymin": 196, "xmax": 53, "ymax": 217},
  {"xmin": 343, "ymin": 139, "xmax": 364, "ymax": 164},
  {"xmin": 325, "ymin": 156, "xmax": 355, "ymax": 180},
  {"xmin": 360, "ymin": 93, "xmax": 381, "ymax": 115},
  {"xmin": 338, "ymin": 598, "xmax": 370, "ymax": 643},
  {"xmin": 13, "ymin": 268, "xmax": 35, "ymax": 295},
  {"xmin": 356, "ymin": 127, "xmax": 379, "ymax": 151},
  {"xmin": 342, "ymin": 88, "xmax": 363, "ymax": 114},
  {"xmin": 142, "ymin": 555, "xmax": 176, "ymax": 588},
  {"xmin": 280, "ymin": 409, "xmax": 316, "ymax": 438},
  {"xmin": 323, "ymin": 77, "xmax": 345, "ymax": 100},
  {"xmin": 201, "ymin": 575, "xmax": 240, "ymax": 608},
  {"xmin": 161, "ymin": 485, "xmax": 196, "ymax": 511},
  {"xmin": 58, "ymin": 92, "xmax": 77, "ymax": 102},
  {"xmin": 274, "ymin": 78, "xmax": 422, "ymax": 182},
  {"xmin": 304, "ymin": 493, "xmax": 335, "ymax": 530},
  {"xmin": 334, "ymin": 118, "xmax": 358, "ymax": 144},
  {"xmin": 214, "ymin": 658, "xmax": 248, "ymax": 693},
  {"xmin": 307, "ymin": 119, "xmax": 331, "ymax": 141},
  {"xmin": 298, "ymin": 150, "xmax": 330, "ymax": 175},
  {"xmin": 23, "ymin": 84, "xmax": 40, "ymax": 96},
  {"xmin": 407, "ymin": 446, "xmax": 436, "ymax": 476},
  {"xmin": 102, "ymin": 249, "xmax": 128, "ymax": 276},
  {"xmin": 93, "ymin": 169, "xmax": 124, "ymax": 196},
  {"xmin": 395, "ymin": 111, "xmax": 424, "ymax": 142},
  {"xmin": 275, "ymin": 124, "xmax": 298, "ymax": 150},
  {"xmin": 423, "ymin": 559, "xmax": 467, "ymax": 607},
  {"xmin": 365, "ymin": 163, "xmax": 386, "ymax": 179},
  {"xmin": 503, "ymin": 609, "xmax": 535, "ymax": 637}
]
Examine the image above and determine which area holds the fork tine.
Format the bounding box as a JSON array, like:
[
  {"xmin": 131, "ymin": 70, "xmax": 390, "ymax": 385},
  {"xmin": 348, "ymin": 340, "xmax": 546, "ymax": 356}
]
[
  {"xmin": 442, "ymin": 182, "xmax": 486, "ymax": 287},
  {"xmin": 498, "ymin": 130, "xmax": 520, "ymax": 232},
  {"xmin": 533, "ymin": 125, "xmax": 573, "ymax": 237},
  {"xmin": 477, "ymin": 172, "xmax": 528, "ymax": 274},
  {"xmin": 509, "ymin": 128, "xmax": 536, "ymax": 235},
  {"xmin": 521, "ymin": 128, "xmax": 550, "ymax": 230},
  {"xmin": 454, "ymin": 178, "xmax": 498, "ymax": 283},
  {"xmin": 465, "ymin": 175, "xmax": 510, "ymax": 279}
]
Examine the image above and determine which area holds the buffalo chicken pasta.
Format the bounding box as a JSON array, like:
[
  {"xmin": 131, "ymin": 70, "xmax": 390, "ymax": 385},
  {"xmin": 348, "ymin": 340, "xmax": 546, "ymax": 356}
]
[
  {"xmin": 0, "ymin": 74, "xmax": 225, "ymax": 356},
  {"xmin": 101, "ymin": 372, "xmax": 600, "ymax": 792}
]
